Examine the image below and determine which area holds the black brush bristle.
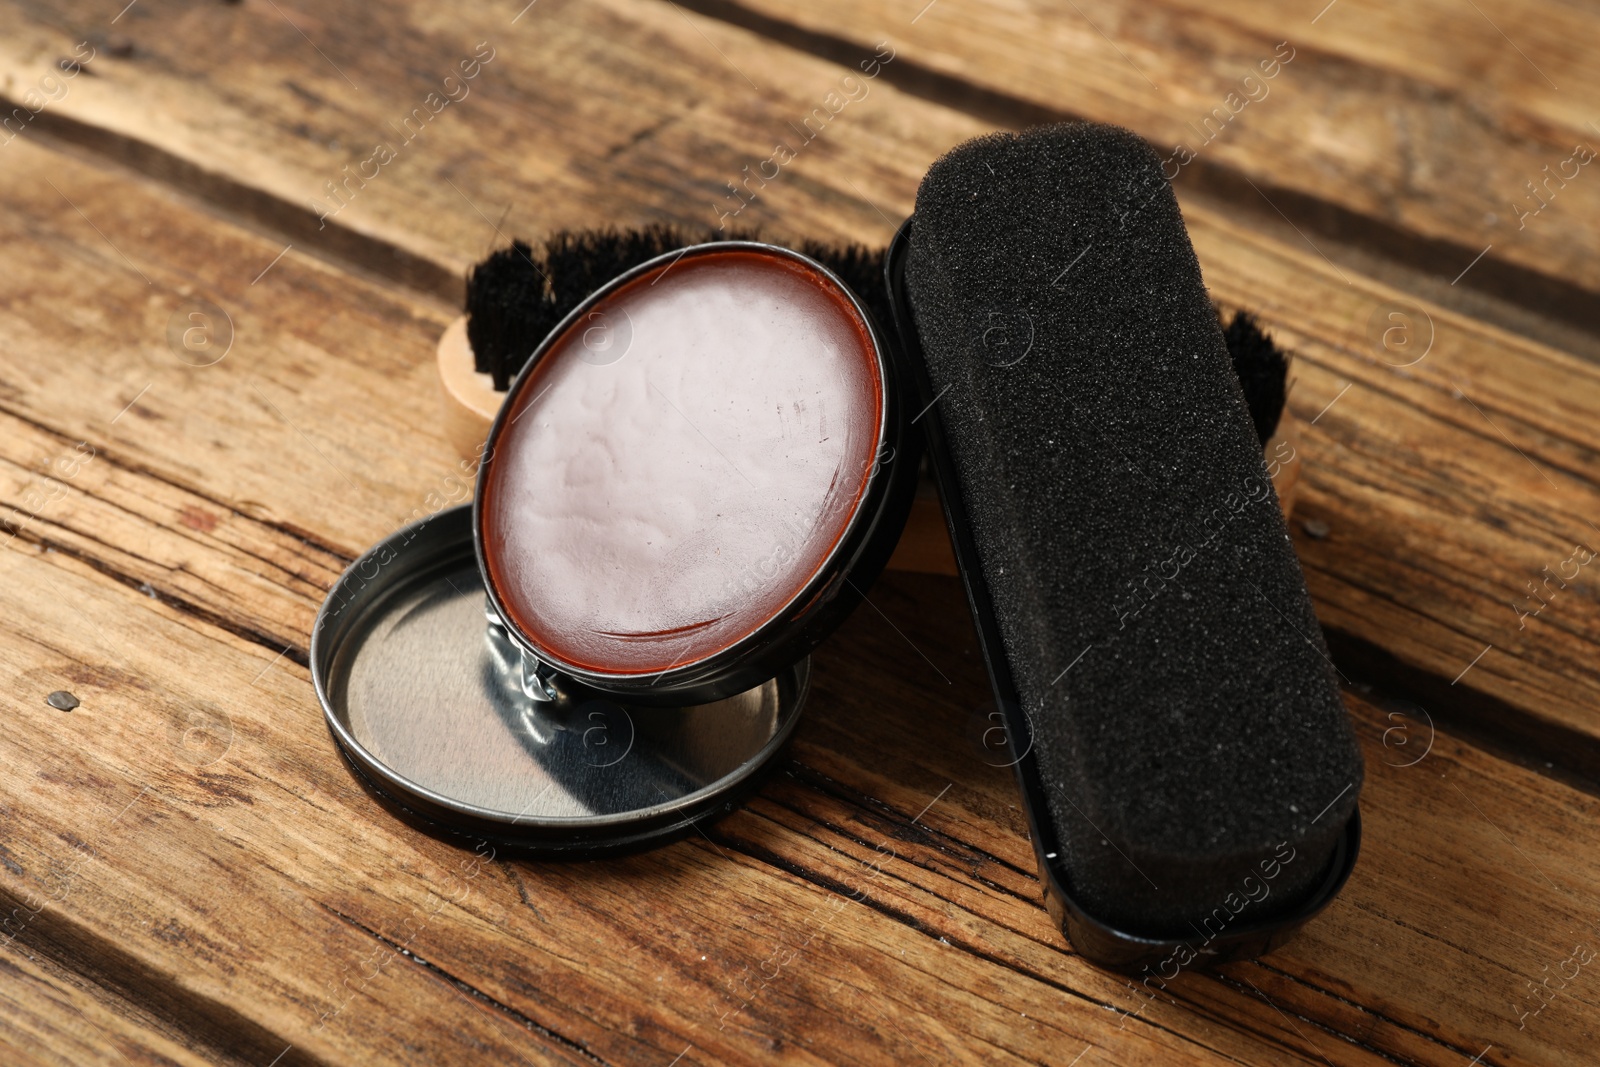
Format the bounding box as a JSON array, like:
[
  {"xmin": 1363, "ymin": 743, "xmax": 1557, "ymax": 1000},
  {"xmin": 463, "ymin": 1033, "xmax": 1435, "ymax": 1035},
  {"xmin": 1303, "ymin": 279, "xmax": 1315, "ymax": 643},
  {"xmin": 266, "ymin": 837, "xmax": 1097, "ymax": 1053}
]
[
  {"xmin": 1225, "ymin": 311, "xmax": 1289, "ymax": 442},
  {"xmin": 464, "ymin": 230, "xmax": 892, "ymax": 391},
  {"xmin": 543, "ymin": 224, "xmax": 723, "ymax": 312},
  {"xmin": 464, "ymin": 240, "xmax": 548, "ymax": 391}
]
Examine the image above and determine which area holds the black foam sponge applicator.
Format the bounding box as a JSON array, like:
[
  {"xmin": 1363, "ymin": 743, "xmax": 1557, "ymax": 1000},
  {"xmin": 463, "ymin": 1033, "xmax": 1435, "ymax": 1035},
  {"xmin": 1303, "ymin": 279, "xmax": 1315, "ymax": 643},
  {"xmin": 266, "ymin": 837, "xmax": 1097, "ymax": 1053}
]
[{"xmin": 899, "ymin": 123, "xmax": 1362, "ymax": 962}]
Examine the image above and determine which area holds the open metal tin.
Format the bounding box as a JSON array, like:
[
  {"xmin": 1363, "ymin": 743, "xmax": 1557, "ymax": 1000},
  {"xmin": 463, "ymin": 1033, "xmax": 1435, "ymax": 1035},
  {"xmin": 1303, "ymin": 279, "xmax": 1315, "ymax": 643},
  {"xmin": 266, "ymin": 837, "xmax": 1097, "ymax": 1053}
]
[
  {"xmin": 883, "ymin": 218, "xmax": 1361, "ymax": 972},
  {"xmin": 313, "ymin": 242, "xmax": 919, "ymax": 856},
  {"xmin": 473, "ymin": 241, "xmax": 921, "ymax": 707}
]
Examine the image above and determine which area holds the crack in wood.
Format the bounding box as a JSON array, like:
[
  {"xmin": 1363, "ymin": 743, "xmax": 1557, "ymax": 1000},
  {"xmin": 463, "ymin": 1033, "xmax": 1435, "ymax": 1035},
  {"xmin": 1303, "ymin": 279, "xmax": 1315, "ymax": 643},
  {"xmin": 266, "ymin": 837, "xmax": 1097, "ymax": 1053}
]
[
  {"xmin": 1320, "ymin": 602, "xmax": 1600, "ymax": 790},
  {"xmin": 0, "ymin": 399, "xmax": 358, "ymax": 566},
  {"xmin": 1249, "ymin": 959, "xmax": 1491, "ymax": 1066},
  {"xmin": 701, "ymin": 820, "xmax": 1310, "ymax": 1065},
  {"xmin": 0, "ymin": 888, "xmax": 335, "ymax": 1067},
  {"xmin": 0, "ymin": 518, "xmax": 312, "ymax": 669},
  {"xmin": 1, "ymin": 100, "xmax": 463, "ymax": 307},
  {"xmin": 1206, "ymin": 969, "xmax": 1417, "ymax": 1067},
  {"xmin": 781, "ymin": 760, "xmax": 1043, "ymax": 882},
  {"xmin": 753, "ymin": 787, "xmax": 1046, "ymax": 912},
  {"xmin": 318, "ymin": 903, "xmax": 624, "ymax": 1067}
]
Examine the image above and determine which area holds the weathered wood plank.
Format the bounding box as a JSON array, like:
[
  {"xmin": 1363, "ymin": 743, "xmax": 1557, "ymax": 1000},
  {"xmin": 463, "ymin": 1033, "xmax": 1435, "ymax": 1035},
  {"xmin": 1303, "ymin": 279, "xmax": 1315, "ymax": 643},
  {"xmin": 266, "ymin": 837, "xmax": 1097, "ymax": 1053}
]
[
  {"xmin": 0, "ymin": 406, "xmax": 344, "ymax": 661},
  {"xmin": 686, "ymin": 0, "xmax": 1600, "ymax": 330},
  {"xmin": 0, "ymin": 141, "xmax": 475, "ymax": 562},
  {"xmin": 0, "ymin": 0, "xmax": 951, "ymax": 289},
  {"xmin": 0, "ymin": 948, "xmax": 211, "ymax": 1067}
]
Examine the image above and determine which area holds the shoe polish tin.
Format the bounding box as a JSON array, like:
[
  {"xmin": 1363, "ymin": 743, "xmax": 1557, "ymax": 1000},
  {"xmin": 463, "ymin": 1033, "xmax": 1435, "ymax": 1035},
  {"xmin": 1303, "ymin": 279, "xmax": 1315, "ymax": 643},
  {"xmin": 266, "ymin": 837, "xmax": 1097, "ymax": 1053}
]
[{"xmin": 311, "ymin": 242, "xmax": 918, "ymax": 855}]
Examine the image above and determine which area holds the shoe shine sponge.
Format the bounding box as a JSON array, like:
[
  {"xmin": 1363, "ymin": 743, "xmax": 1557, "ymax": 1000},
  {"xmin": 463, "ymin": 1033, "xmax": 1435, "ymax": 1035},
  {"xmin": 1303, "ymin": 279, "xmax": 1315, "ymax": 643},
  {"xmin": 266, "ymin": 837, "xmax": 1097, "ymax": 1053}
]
[{"xmin": 899, "ymin": 123, "xmax": 1363, "ymax": 966}]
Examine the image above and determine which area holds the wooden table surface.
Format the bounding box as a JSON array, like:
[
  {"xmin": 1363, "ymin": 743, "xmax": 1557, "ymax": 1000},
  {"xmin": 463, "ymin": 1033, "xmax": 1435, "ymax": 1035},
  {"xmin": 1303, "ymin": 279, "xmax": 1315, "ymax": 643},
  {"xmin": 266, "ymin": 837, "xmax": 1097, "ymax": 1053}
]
[{"xmin": 3, "ymin": 1, "xmax": 1598, "ymax": 1064}]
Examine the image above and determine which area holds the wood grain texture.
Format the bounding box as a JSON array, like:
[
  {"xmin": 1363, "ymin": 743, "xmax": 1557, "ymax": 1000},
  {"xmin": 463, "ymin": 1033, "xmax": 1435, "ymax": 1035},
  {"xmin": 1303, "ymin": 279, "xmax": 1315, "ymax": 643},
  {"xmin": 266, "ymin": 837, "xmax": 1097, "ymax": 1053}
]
[
  {"xmin": 0, "ymin": 948, "xmax": 215, "ymax": 1067},
  {"xmin": 0, "ymin": 0, "xmax": 954, "ymax": 292},
  {"xmin": 682, "ymin": 0, "xmax": 1600, "ymax": 329},
  {"xmin": 0, "ymin": 0, "xmax": 1597, "ymax": 1064}
]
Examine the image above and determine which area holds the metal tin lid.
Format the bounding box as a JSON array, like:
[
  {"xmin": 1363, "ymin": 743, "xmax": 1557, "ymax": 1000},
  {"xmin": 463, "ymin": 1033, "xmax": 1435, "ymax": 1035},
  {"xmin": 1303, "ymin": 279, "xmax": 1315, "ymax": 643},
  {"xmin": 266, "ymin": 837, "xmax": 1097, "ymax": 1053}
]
[{"xmin": 311, "ymin": 504, "xmax": 807, "ymax": 856}]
